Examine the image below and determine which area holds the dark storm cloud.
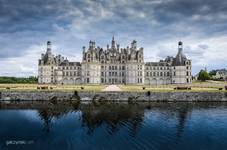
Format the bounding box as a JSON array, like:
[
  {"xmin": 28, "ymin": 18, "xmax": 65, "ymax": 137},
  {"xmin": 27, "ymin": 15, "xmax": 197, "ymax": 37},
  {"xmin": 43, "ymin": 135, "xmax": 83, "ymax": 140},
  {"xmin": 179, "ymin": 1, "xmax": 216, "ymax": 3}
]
[
  {"xmin": 0, "ymin": 0, "xmax": 227, "ymax": 75},
  {"xmin": 0, "ymin": 0, "xmax": 70, "ymax": 33},
  {"xmin": 1, "ymin": 0, "xmax": 227, "ymax": 35}
]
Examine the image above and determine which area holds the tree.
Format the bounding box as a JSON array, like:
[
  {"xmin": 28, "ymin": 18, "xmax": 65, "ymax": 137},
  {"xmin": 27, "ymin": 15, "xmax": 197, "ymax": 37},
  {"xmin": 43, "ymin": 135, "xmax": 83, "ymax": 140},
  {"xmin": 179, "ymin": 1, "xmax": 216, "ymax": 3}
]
[
  {"xmin": 197, "ymin": 70, "xmax": 210, "ymax": 81},
  {"xmin": 209, "ymin": 70, "xmax": 217, "ymax": 77},
  {"xmin": 0, "ymin": 76, "xmax": 38, "ymax": 83}
]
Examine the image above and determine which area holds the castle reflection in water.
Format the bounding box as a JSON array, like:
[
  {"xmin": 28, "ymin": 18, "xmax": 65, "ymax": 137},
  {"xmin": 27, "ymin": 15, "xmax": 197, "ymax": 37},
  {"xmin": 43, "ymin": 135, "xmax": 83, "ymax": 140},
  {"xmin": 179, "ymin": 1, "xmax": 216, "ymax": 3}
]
[
  {"xmin": 24, "ymin": 102, "xmax": 191, "ymax": 137},
  {"xmin": 1, "ymin": 102, "xmax": 227, "ymax": 150}
]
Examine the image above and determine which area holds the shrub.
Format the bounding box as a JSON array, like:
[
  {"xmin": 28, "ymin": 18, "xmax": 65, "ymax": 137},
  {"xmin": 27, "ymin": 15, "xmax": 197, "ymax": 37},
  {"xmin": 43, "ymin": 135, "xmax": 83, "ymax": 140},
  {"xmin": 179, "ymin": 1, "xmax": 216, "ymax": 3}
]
[{"xmin": 197, "ymin": 70, "xmax": 210, "ymax": 81}]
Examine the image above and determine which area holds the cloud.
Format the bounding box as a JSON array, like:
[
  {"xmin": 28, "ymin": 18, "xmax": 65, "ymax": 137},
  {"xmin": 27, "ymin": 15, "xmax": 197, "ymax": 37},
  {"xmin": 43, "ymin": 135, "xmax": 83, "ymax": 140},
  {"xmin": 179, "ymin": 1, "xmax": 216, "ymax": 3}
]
[
  {"xmin": 0, "ymin": 44, "xmax": 43, "ymax": 76},
  {"xmin": 0, "ymin": 0, "xmax": 227, "ymax": 76}
]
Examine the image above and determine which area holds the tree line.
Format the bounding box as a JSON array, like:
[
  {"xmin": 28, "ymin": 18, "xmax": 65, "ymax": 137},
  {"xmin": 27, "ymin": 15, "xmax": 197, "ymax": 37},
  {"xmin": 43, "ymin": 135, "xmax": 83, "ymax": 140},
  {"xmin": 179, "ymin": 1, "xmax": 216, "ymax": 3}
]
[
  {"xmin": 0, "ymin": 76, "xmax": 38, "ymax": 84},
  {"xmin": 197, "ymin": 69, "xmax": 226, "ymax": 81}
]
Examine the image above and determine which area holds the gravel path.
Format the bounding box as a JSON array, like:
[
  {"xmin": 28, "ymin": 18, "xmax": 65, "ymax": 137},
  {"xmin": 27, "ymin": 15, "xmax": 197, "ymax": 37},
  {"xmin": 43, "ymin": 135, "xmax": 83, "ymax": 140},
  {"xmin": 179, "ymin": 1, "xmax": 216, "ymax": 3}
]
[{"xmin": 102, "ymin": 85, "xmax": 122, "ymax": 91}]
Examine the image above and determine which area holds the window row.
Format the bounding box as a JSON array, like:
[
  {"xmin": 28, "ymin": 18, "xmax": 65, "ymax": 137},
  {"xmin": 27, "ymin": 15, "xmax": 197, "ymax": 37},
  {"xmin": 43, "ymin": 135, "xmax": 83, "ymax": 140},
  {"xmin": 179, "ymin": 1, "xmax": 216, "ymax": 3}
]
[
  {"xmin": 101, "ymin": 66, "xmax": 126, "ymax": 70},
  {"xmin": 146, "ymin": 66, "xmax": 170, "ymax": 70},
  {"xmin": 101, "ymin": 78, "xmax": 125, "ymax": 84},
  {"xmin": 63, "ymin": 72, "xmax": 81, "ymax": 76},
  {"xmin": 101, "ymin": 72, "xmax": 126, "ymax": 77},
  {"xmin": 146, "ymin": 72, "xmax": 170, "ymax": 77},
  {"xmin": 61, "ymin": 66, "xmax": 81, "ymax": 70}
]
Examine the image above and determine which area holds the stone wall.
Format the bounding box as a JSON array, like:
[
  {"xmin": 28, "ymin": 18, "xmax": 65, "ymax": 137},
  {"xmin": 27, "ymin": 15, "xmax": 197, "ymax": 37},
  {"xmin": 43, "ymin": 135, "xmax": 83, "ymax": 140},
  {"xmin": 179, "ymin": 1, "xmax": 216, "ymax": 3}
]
[{"xmin": 1, "ymin": 91, "xmax": 227, "ymax": 102}]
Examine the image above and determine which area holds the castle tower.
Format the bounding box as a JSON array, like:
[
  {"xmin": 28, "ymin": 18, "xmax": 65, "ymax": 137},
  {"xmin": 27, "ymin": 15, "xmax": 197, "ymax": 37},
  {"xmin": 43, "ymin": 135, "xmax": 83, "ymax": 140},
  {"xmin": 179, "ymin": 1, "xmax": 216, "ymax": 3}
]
[{"xmin": 174, "ymin": 41, "xmax": 185, "ymax": 65}]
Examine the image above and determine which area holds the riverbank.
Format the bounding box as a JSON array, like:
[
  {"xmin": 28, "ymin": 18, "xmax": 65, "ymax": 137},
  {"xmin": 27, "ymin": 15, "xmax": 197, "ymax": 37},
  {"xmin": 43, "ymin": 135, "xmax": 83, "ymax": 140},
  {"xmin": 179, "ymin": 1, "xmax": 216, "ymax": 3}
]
[
  {"xmin": 0, "ymin": 81, "xmax": 227, "ymax": 92},
  {"xmin": 1, "ymin": 91, "xmax": 227, "ymax": 102}
]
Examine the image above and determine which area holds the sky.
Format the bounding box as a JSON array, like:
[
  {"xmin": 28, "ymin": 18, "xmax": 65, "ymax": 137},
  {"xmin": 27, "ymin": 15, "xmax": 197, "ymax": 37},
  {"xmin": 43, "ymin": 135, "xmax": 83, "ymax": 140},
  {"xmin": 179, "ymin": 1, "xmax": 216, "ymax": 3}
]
[{"xmin": 0, "ymin": 0, "xmax": 227, "ymax": 76}]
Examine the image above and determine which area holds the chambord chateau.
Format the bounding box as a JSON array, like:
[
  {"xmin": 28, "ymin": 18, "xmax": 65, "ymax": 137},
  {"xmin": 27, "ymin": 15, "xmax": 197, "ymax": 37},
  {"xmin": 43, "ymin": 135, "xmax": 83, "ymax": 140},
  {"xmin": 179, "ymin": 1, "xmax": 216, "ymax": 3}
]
[{"xmin": 38, "ymin": 37, "xmax": 192, "ymax": 85}]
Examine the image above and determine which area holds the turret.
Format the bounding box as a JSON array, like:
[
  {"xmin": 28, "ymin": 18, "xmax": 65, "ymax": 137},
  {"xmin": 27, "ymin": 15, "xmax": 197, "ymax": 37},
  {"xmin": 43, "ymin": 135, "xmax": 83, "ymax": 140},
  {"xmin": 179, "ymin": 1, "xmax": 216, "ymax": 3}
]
[
  {"xmin": 93, "ymin": 41, "xmax": 96, "ymax": 48},
  {"xmin": 89, "ymin": 41, "xmax": 96, "ymax": 49},
  {"xmin": 117, "ymin": 44, "xmax": 120, "ymax": 52},
  {"xmin": 111, "ymin": 36, "xmax": 116, "ymax": 49},
  {"xmin": 46, "ymin": 41, "xmax": 52, "ymax": 55},
  {"xmin": 178, "ymin": 41, "xmax": 183, "ymax": 53},
  {"xmin": 131, "ymin": 40, "xmax": 137, "ymax": 50},
  {"xmin": 174, "ymin": 41, "xmax": 186, "ymax": 66}
]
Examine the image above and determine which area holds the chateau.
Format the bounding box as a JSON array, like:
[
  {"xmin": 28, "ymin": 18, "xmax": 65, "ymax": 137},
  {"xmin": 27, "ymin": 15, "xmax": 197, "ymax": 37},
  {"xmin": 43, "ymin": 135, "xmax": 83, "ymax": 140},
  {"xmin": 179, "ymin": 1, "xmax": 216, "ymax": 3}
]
[{"xmin": 38, "ymin": 37, "xmax": 192, "ymax": 85}]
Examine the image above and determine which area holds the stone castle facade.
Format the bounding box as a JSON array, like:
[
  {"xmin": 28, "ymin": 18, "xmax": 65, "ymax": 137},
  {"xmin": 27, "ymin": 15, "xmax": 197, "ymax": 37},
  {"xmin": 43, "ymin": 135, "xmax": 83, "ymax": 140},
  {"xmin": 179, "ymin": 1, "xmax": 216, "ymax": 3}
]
[{"xmin": 38, "ymin": 37, "xmax": 192, "ymax": 85}]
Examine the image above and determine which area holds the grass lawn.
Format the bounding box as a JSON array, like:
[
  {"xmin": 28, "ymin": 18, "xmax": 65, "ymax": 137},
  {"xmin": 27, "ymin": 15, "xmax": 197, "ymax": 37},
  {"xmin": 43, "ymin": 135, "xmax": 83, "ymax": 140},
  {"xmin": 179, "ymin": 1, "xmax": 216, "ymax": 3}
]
[
  {"xmin": 0, "ymin": 84, "xmax": 106, "ymax": 92},
  {"xmin": 118, "ymin": 81, "xmax": 227, "ymax": 92},
  {"xmin": 0, "ymin": 81, "xmax": 226, "ymax": 92}
]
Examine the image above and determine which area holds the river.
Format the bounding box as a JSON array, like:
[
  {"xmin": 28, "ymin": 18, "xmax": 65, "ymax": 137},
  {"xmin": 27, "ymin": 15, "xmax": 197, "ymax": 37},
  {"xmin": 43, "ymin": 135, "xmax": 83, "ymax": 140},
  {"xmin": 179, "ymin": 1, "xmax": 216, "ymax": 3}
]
[{"xmin": 0, "ymin": 102, "xmax": 227, "ymax": 150}]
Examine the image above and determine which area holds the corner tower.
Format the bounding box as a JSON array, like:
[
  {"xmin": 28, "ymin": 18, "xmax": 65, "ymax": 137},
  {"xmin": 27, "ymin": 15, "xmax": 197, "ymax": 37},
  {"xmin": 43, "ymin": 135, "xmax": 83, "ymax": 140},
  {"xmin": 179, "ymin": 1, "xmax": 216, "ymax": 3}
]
[{"xmin": 171, "ymin": 41, "xmax": 192, "ymax": 84}]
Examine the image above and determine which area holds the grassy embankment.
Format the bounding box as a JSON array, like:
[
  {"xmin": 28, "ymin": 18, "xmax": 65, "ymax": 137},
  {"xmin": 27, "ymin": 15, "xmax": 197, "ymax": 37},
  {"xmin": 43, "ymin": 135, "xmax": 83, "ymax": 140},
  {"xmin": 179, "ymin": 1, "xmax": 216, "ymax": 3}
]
[
  {"xmin": 119, "ymin": 81, "xmax": 227, "ymax": 92},
  {"xmin": 0, "ymin": 80, "xmax": 226, "ymax": 92},
  {"xmin": 0, "ymin": 84, "xmax": 106, "ymax": 92}
]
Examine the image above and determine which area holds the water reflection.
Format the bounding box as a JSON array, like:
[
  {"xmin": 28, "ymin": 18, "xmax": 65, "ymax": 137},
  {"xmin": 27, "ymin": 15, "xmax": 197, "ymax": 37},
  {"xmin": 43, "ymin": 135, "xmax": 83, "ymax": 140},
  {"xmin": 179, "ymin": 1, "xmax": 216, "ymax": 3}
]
[
  {"xmin": 1, "ymin": 102, "xmax": 227, "ymax": 150},
  {"xmin": 176, "ymin": 105, "xmax": 190, "ymax": 138},
  {"xmin": 80, "ymin": 105, "xmax": 144, "ymax": 136},
  {"xmin": 25, "ymin": 102, "xmax": 225, "ymax": 137}
]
